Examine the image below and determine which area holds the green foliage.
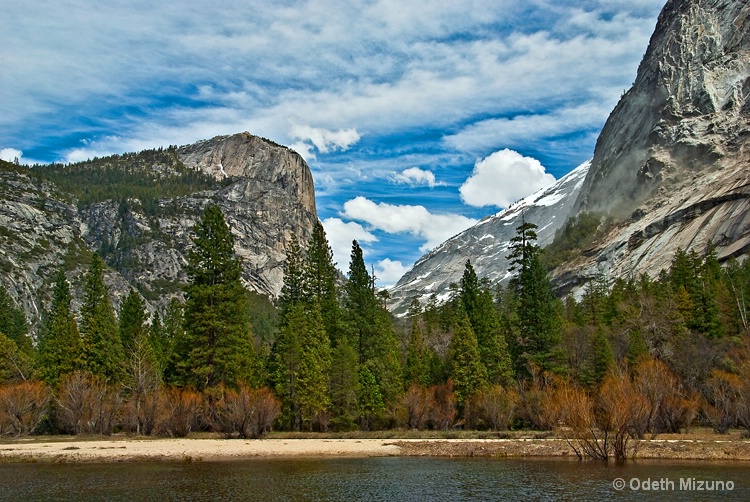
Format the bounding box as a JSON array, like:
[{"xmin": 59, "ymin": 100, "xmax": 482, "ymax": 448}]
[
  {"xmin": 542, "ymin": 212, "xmax": 603, "ymax": 270},
  {"xmin": 172, "ymin": 205, "xmax": 256, "ymax": 390},
  {"xmin": 449, "ymin": 312, "xmax": 487, "ymax": 407},
  {"xmin": 37, "ymin": 271, "xmax": 83, "ymax": 386},
  {"xmin": 459, "ymin": 261, "xmax": 512, "ymax": 385},
  {"xmin": 80, "ymin": 253, "xmax": 125, "ymax": 383},
  {"xmin": 30, "ymin": 147, "xmax": 227, "ymax": 211},
  {"xmin": 118, "ymin": 290, "xmax": 148, "ymax": 353},
  {"xmin": 0, "ymin": 286, "xmax": 32, "ymax": 357},
  {"xmin": 507, "ymin": 223, "xmax": 565, "ymax": 378},
  {"xmin": 357, "ymin": 365, "xmax": 384, "ymax": 431}
]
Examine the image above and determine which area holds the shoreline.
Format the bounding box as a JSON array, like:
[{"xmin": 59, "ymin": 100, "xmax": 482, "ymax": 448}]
[{"xmin": 2, "ymin": 435, "xmax": 750, "ymax": 463}]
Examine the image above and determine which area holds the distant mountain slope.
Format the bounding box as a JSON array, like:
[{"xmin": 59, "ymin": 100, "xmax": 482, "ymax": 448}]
[
  {"xmin": 387, "ymin": 161, "xmax": 590, "ymax": 315},
  {"xmin": 0, "ymin": 132, "xmax": 317, "ymax": 326}
]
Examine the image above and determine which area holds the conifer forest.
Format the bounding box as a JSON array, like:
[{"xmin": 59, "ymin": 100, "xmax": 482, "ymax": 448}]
[{"xmin": 2, "ymin": 205, "xmax": 750, "ymax": 461}]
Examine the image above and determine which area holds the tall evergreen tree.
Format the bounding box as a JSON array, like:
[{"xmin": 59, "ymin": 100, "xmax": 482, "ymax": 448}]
[
  {"xmin": 404, "ymin": 299, "xmax": 429, "ymax": 387},
  {"xmin": 278, "ymin": 235, "xmax": 306, "ymax": 320},
  {"xmin": 459, "ymin": 261, "xmax": 512, "ymax": 384},
  {"xmin": 343, "ymin": 240, "xmax": 402, "ymax": 408},
  {"xmin": 80, "ymin": 253, "xmax": 125, "ymax": 382},
  {"xmin": 507, "ymin": 222, "xmax": 564, "ymax": 377},
  {"xmin": 449, "ymin": 311, "xmax": 487, "ymax": 408},
  {"xmin": 0, "ymin": 285, "xmax": 32, "ymax": 357},
  {"xmin": 37, "ymin": 271, "xmax": 83, "ymax": 386},
  {"xmin": 118, "ymin": 289, "xmax": 148, "ymax": 353},
  {"xmin": 296, "ymin": 302, "xmax": 332, "ymax": 431},
  {"xmin": 303, "ymin": 221, "xmax": 343, "ymax": 346},
  {"xmin": 173, "ymin": 205, "xmax": 255, "ymax": 390}
]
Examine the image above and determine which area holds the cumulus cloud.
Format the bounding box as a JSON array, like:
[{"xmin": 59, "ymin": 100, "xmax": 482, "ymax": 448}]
[
  {"xmin": 391, "ymin": 167, "xmax": 439, "ymax": 188},
  {"xmin": 290, "ymin": 125, "xmax": 360, "ymax": 155},
  {"xmin": 374, "ymin": 258, "xmax": 410, "ymax": 288},
  {"xmin": 342, "ymin": 196, "xmax": 477, "ymax": 252},
  {"xmin": 321, "ymin": 217, "xmax": 377, "ymax": 271},
  {"xmin": 459, "ymin": 149, "xmax": 556, "ymax": 208},
  {"xmin": 0, "ymin": 148, "xmax": 22, "ymax": 163}
]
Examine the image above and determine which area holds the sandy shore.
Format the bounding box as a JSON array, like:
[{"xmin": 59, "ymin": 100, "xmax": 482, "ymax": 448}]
[{"xmin": 2, "ymin": 435, "xmax": 750, "ymax": 463}]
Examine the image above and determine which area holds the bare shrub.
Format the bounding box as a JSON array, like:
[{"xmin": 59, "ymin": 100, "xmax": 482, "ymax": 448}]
[
  {"xmin": 56, "ymin": 372, "xmax": 123, "ymax": 435},
  {"xmin": 211, "ymin": 386, "xmax": 281, "ymax": 438},
  {"xmin": 702, "ymin": 370, "xmax": 741, "ymax": 434},
  {"xmin": 516, "ymin": 372, "xmax": 566, "ymax": 430},
  {"xmin": 556, "ymin": 370, "xmax": 648, "ymax": 462},
  {"xmin": 597, "ymin": 370, "xmax": 649, "ymax": 462},
  {"xmin": 429, "ymin": 381, "xmax": 457, "ymax": 430},
  {"xmin": 634, "ymin": 357, "xmax": 695, "ymax": 435},
  {"xmin": 403, "ymin": 384, "xmax": 432, "ymax": 430},
  {"xmin": 0, "ymin": 381, "xmax": 51, "ymax": 436},
  {"xmin": 476, "ymin": 385, "xmax": 518, "ymax": 431},
  {"xmin": 122, "ymin": 391, "xmax": 161, "ymax": 436},
  {"xmin": 155, "ymin": 387, "xmax": 204, "ymax": 437}
]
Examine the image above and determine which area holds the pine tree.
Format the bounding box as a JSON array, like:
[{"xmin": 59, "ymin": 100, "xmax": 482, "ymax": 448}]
[
  {"xmin": 449, "ymin": 311, "xmax": 487, "ymax": 408},
  {"xmin": 0, "ymin": 285, "xmax": 33, "ymax": 358},
  {"xmin": 37, "ymin": 271, "xmax": 83, "ymax": 386},
  {"xmin": 174, "ymin": 205, "xmax": 255, "ymax": 390},
  {"xmin": 344, "ymin": 240, "xmax": 378, "ymax": 363},
  {"xmin": 343, "ymin": 240, "xmax": 402, "ymax": 409},
  {"xmin": 357, "ymin": 364, "xmax": 384, "ymax": 431},
  {"xmin": 591, "ymin": 327, "xmax": 614, "ymax": 385},
  {"xmin": 80, "ymin": 253, "xmax": 125, "ymax": 383},
  {"xmin": 303, "ymin": 221, "xmax": 343, "ymax": 346},
  {"xmin": 118, "ymin": 290, "xmax": 148, "ymax": 353},
  {"xmin": 404, "ymin": 299, "xmax": 429, "ymax": 387},
  {"xmin": 296, "ymin": 302, "xmax": 332, "ymax": 431},
  {"xmin": 459, "ymin": 261, "xmax": 512, "ymax": 384},
  {"xmin": 278, "ymin": 235, "xmax": 306, "ymax": 319},
  {"xmin": 507, "ymin": 222, "xmax": 564, "ymax": 378}
]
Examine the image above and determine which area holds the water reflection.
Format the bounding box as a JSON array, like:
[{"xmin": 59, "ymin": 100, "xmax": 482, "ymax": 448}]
[{"xmin": 1, "ymin": 457, "xmax": 747, "ymax": 501}]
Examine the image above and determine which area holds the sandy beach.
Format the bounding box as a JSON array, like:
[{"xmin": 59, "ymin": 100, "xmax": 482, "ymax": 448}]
[{"xmin": 2, "ymin": 434, "xmax": 750, "ymax": 463}]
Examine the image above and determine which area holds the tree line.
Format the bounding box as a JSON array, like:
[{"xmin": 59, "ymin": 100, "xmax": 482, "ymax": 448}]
[{"xmin": 1, "ymin": 206, "xmax": 750, "ymax": 460}]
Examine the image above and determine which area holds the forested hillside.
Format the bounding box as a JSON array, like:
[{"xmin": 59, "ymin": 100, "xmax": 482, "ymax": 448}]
[{"xmin": 2, "ymin": 205, "xmax": 749, "ymax": 460}]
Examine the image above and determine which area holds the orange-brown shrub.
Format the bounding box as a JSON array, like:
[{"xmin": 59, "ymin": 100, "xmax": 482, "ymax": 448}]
[
  {"xmin": 465, "ymin": 385, "xmax": 516, "ymax": 431},
  {"xmin": 210, "ymin": 386, "xmax": 281, "ymax": 438},
  {"xmin": 0, "ymin": 381, "xmax": 51, "ymax": 436},
  {"xmin": 429, "ymin": 381, "xmax": 457, "ymax": 430},
  {"xmin": 154, "ymin": 387, "xmax": 204, "ymax": 437},
  {"xmin": 56, "ymin": 372, "xmax": 122, "ymax": 435},
  {"xmin": 402, "ymin": 384, "xmax": 432, "ymax": 430}
]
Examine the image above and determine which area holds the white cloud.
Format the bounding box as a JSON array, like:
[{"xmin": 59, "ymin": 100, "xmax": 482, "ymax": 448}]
[
  {"xmin": 320, "ymin": 217, "xmax": 377, "ymax": 272},
  {"xmin": 460, "ymin": 149, "xmax": 556, "ymax": 208},
  {"xmin": 391, "ymin": 167, "xmax": 438, "ymax": 188},
  {"xmin": 342, "ymin": 196, "xmax": 477, "ymax": 252},
  {"xmin": 0, "ymin": 148, "xmax": 22, "ymax": 163},
  {"xmin": 374, "ymin": 258, "xmax": 410, "ymax": 288},
  {"xmin": 290, "ymin": 125, "xmax": 360, "ymax": 154}
]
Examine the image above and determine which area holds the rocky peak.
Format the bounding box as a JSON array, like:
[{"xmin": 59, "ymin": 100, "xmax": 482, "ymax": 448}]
[
  {"xmin": 0, "ymin": 133, "xmax": 318, "ymax": 330},
  {"xmin": 556, "ymin": 0, "xmax": 750, "ymax": 293},
  {"xmin": 576, "ymin": 0, "xmax": 750, "ymax": 218}
]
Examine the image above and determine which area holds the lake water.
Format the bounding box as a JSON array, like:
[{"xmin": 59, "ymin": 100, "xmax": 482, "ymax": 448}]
[{"xmin": 1, "ymin": 457, "xmax": 747, "ymax": 501}]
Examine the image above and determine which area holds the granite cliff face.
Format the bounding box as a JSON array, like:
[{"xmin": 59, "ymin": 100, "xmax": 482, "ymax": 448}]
[
  {"xmin": 390, "ymin": 0, "xmax": 750, "ymax": 308},
  {"xmin": 557, "ymin": 0, "xmax": 750, "ymax": 292},
  {"xmin": 0, "ymin": 132, "xmax": 317, "ymax": 327}
]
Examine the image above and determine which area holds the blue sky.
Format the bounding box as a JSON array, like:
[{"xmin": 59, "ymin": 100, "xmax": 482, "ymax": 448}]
[{"xmin": 1, "ymin": 0, "xmax": 665, "ymax": 286}]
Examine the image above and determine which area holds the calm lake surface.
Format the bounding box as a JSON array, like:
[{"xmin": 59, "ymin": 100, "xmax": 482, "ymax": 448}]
[{"xmin": 1, "ymin": 457, "xmax": 748, "ymax": 501}]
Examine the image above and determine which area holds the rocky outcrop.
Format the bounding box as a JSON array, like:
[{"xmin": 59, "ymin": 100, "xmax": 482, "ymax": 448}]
[
  {"xmin": 387, "ymin": 162, "xmax": 590, "ymax": 315},
  {"xmin": 0, "ymin": 132, "xmax": 318, "ymax": 329}
]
